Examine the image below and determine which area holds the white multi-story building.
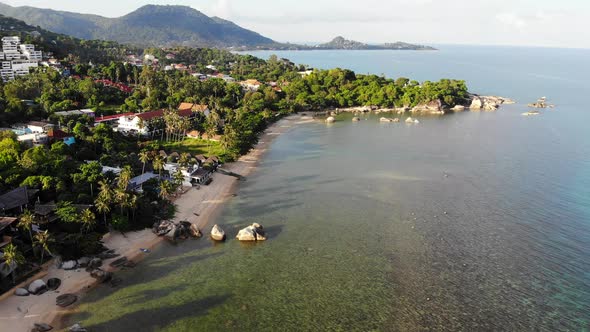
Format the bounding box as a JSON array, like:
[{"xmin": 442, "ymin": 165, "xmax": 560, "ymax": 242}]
[{"xmin": 0, "ymin": 36, "xmax": 42, "ymax": 82}]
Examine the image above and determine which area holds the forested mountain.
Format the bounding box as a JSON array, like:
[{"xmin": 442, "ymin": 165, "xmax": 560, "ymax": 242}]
[
  {"xmin": 0, "ymin": 3, "xmax": 276, "ymax": 48},
  {"xmin": 0, "ymin": 15, "xmax": 135, "ymax": 63}
]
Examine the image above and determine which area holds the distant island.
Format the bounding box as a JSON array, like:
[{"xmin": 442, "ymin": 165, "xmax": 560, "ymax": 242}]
[{"xmin": 314, "ymin": 36, "xmax": 436, "ymax": 51}]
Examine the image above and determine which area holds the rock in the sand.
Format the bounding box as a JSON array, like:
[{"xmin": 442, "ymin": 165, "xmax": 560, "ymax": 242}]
[
  {"xmin": 56, "ymin": 294, "xmax": 78, "ymax": 307},
  {"xmin": 76, "ymin": 257, "xmax": 90, "ymax": 268},
  {"xmin": 90, "ymin": 269, "xmax": 113, "ymax": 283},
  {"xmin": 68, "ymin": 323, "xmax": 87, "ymax": 332},
  {"xmin": 98, "ymin": 250, "xmax": 119, "ymax": 260},
  {"xmin": 325, "ymin": 116, "xmax": 335, "ymax": 123},
  {"xmin": 236, "ymin": 223, "xmax": 267, "ymax": 242},
  {"xmin": 210, "ymin": 224, "xmax": 226, "ymax": 241},
  {"xmin": 352, "ymin": 117, "xmax": 361, "ymax": 122},
  {"xmin": 47, "ymin": 278, "xmax": 61, "ymax": 291},
  {"xmin": 88, "ymin": 257, "xmax": 102, "ymax": 269},
  {"xmin": 190, "ymin": 224, "xmax": 202, "ymax": 238},
  {"xmin": 61, "ymin": 260, "xmax": 77, "ymax": 270},
  {"xmin": 28, "ymin": 279, "xmax": 47, "ymax": 295},
  {"xmin": 109, "ymin": 257, "xmax": 128, "ymax": 268},
  {"xmin": 15, "ymin": 288, "xmax": 29, "ymax": 296},
  {"xmin": 31, "ymin": 323, "xmax": 53, "ymax": 332}
]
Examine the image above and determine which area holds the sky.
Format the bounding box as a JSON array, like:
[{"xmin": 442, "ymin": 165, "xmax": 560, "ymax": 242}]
[{"xmin": 3, "ymin": 0, "xmax": 590, "ymax": 48}]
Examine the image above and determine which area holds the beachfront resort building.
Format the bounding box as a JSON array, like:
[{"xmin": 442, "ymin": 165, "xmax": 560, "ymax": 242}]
[
  {"xmin": 117, "ymin": 104, "xmax": 209, "ymax": 135},
  {"xmin": 0, "ymin": 36, "xmax": 42, "ymax": 82}
]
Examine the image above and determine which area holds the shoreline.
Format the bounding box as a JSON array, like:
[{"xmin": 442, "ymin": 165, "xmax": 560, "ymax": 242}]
[{"xmin": 0, "ymin": 114, "xmax": 313, "ymax": 332}]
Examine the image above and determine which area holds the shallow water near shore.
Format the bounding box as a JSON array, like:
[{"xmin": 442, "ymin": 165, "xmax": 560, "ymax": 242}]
[{"xmin": 65, "ymin": 47, "xmax": 590, "ymax": 331}]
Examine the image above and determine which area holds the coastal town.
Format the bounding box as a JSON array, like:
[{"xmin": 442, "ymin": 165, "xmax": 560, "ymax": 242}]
[{"xmin": 0, "ymin": 16, "xmax": 480, "ymax": 330}]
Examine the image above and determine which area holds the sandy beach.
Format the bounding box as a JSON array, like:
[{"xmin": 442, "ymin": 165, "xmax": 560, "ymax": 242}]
[{"xmin": 0, "ymin": 114, "xmax": 313, "ymax": 332}]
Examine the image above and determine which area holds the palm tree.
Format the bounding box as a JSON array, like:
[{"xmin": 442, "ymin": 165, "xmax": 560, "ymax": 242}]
[
  {"xmin": 34, "ymin": 230, "xmax": 52, "ymax": 264},
  {"xmin": 18, "ymin": 210, "xmax": 35, "ymax": 243},
  {"xmin": 138, "ymin": 151, "xmax": 151, "ymax": 175},
  {"xmin": 80, "ymin": 209, "xmax": 96, "ymax": 234},
  {"xmin": 173, "ymin": 169, "xmax": 185, "ymax": 188},
  {"xmin": 2, "ymin": 243, "xmax": 24, "ymax": 284},
  {"xmin": 118, "ymin": 166, "xmax": 133, "ymax": 191},
  {"xmin": 159, "ymin": 181, "xmax": 171, "ymax": 199},
  {"xmin": 128, "ymin": 193, "xmax": 138, "ymax": 222},
  {"xmin": 96, "ymin": 180, "xmax": 113, "ymax": 225},
  {"xmin": 179, "ymin": 153, "xmax": 191, "ymax": 168},
  {"xmin": 153, "ymin": 155, "xmax": 165, "ymax": 179}
]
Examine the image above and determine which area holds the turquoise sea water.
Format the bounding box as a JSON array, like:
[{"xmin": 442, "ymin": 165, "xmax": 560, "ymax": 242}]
[{"xmin": 67, "ymin": 47, "xmax": 590, "ymax": 331}]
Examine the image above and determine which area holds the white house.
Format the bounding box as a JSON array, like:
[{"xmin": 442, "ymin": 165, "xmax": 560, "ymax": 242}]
[
  {"xmin": 117, "ymin": 108, "xmax": 201, "ymax": 135},
  {"xmin": 17, "ymin": 133, "xmax": 48, "ymax": 147},
  {"xmin": 239, "ymin": 79, "xmax": 263, "ymax": 92},
  {"xmin": 26, "ymin": 121, "xmax": 54, "ymax": 134}
]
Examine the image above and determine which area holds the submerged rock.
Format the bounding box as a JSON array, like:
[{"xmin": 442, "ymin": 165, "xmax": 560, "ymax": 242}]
[
  {"xmin": 47, "ymin": 278, "xmax": 61, "ymax": 291},
  {"xmin": 451, "ymin": 105, "xmax": 465, "ymax": 112},
  {"xmin": 109, "ymin": 257, "xmax": 128, "ymax": 268},
  {"xmin": 68, "ymin": 323, "xmax": 87, "ymax": 332},
  {"xmin": 31, "ymin": 323, "xmax": 53, "ymax": 332},
  {"xmin": 56, "ymin": 294, "xmax": 78, "ymax": 307},
  {"xmin": 28, "ymin": 279, "xmax": 47, "ymax": 295},
  {"xmin": 90, "ymin": 269, "xmax": 113, "ymax": 283},
  {"xmin": 15, "ymin": 288, "xmax": 29, "ymax": 296},
  {"xmin": 210, "ymin": 224, "xmax": 226, "ymax": 241},
  {"xmin": 380, "ymin": 117, "xmax": 393, "ymax": 122},
  {"xmin": 352, "ymin": 117, "xmax": 361, "ymax": 122},
  {"xmin": 405, "ymin": 117, "xmax": 415, "ymax": 124},
  {"xmin": 326, "ymin": 116, "xmax": 336, "ymax": 123}
]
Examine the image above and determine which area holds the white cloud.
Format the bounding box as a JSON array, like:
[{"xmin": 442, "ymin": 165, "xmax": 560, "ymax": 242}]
[
  {"xmin": 211, "ymin": 0, "xmax": 233, "ymax": 19},
  {"xmin": 496, "ymin": 13, "xmax": 527, "ymax": 29}
]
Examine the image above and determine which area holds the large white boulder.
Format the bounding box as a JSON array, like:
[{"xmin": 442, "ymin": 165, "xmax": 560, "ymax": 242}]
[
  {"xmin": 470, "ymin": 97, "xmax": 483, "ymax": 109},
  {"xmin": 210, "ymin": 224, "xmax": 226, "ymax": 241},
  {"xmin": 236, "ymin": 223, "xmax": 267, "ymax": 242}
]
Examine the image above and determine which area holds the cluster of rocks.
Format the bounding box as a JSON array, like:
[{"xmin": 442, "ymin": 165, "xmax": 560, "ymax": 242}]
[
  {"xmin": 208, "ymin": 223, "xmax": 268, "ymax": 242},
  {"xmin": 469, "ymin": 95, "xmax": 515, "ymax": 111},
  {"xmin": 235, "ymin": 223, "xmax": 267, "ymax": 242},
  {"xmin": 153, "ymin": 220, "xmax": 202, "ymax": 242},
  {"xmin": 410, "ymin": 99, "xmax": 445, "ymax": 115},
  {"xmin": 379, "ymin": 117, "xmax": 400, "ymax": 123},
  {"xmin": 15, "ymin": 277, "xmax": 62, "ymax": 297},
  {"xmin": 528, "ymin": 97, "xmax": 554, "ymax": 108}
]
